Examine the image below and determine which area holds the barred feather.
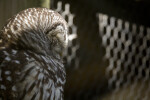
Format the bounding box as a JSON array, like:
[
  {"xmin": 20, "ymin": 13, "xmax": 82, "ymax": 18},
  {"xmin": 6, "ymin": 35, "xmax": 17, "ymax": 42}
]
[{"xmin": 0, "ymin": 8, "xmax": 68, "ymax": 100}]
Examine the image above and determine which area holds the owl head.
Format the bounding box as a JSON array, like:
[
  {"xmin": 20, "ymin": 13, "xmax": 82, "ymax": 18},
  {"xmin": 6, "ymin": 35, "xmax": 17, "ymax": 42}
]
[{"xmin": 0, "ymin": 8, "xmax": 68, "ymax": 56}]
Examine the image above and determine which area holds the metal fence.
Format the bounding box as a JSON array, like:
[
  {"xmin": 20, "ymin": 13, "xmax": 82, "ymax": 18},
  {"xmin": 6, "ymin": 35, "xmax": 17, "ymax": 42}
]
[
  {"xmin": 55, "ymin": 1, "xmax": 80, "ymax": 69},
  {"xmin": 98, "ymin": 13, "xmax": 150, "ymax": 100},
  {"xmin": 54, "ymin": 1, "xmax": 150, "ymax": 100},
  {"xmin": 1, "ymin": 0, "xmax": 150, "ymax": 100},
  {"xmin": 53, "ymin": 1, "xmax": 106, "ymax": 100}
]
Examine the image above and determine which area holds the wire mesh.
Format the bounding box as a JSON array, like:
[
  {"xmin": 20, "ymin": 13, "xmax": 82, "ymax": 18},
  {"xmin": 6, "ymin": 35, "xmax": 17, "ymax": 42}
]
[
  {"xmin": 52, "ymin": 1, "xmax": 107, "ymax": 100},
  {"xmin": 1, "ymin": 0, "xmax": 150, "ymax": 100},
  {"xmin": 55, "ymin": 1, "xmax": 80, "ymax": 69},
  {"xmin": 98, "ymin": 13, "xmax": 150, "ymax": 100}
]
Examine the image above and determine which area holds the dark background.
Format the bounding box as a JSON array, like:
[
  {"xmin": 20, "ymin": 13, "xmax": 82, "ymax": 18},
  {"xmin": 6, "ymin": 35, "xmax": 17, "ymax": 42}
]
[
  {"xmin": 51, "ymin": 0, "xmax": 150, "ymax": 100},
  {"xmin": 0, "ymin": 0, "xmax": 150, "ymax": 100}
]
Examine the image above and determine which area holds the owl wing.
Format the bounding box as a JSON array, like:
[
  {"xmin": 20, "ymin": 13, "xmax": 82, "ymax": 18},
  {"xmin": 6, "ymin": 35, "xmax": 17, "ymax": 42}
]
[
  {"xmin": 0, "ymin": 47, "xmax": 59, "ymax": 100},
  {"xmin": 0, "ymin": 47, "xmax": 37, "ymax": 99}
]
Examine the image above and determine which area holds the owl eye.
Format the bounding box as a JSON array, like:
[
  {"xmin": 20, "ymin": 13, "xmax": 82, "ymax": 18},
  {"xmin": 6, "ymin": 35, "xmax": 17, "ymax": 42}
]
[
  {"xmin": 46, "ymin": 26, "xmax": 64, "ymax": 40},
  {"xmin": 54, "ymin": 25, "xmax": 64, "ymax": 33},
  {"xmin": 46, "ymin": 25, "xmax": 66, "ymax": 44},
  {"xmin": 46, "ymin": 23, "xmax": 64, "ymax": 35}
]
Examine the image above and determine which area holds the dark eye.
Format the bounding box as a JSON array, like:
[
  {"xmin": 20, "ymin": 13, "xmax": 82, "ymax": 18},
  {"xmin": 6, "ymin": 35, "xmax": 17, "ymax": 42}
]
[
  {"xmin": 46, "ymin": 23, "xmax": 64, "ymax": 34},
  {"xmin": 46, "ymin": 25, "xmax": 64, "ymax": 36},
  {"xmin": 53, "ymin": 25, "xmax": 64, "ymax": 33}
]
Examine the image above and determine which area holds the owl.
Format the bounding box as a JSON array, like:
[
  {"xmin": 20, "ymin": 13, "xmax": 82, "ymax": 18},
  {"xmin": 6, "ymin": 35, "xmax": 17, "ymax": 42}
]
[{"xmin": 0, "ymin": 8, "xmax": 68, "ymax": 100}]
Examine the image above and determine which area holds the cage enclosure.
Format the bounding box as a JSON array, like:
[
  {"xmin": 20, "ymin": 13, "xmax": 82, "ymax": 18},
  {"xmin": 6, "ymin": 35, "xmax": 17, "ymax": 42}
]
[{"xmin": 0, "ymin": 0, "xmax": 150, "ymax": 100}]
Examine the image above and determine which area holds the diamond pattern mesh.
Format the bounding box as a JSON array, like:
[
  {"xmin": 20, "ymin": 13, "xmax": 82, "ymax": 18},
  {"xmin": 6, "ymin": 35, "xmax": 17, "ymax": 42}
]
[
  {"xmin": 55, "ymin": 1, "xmax": 80, "ymax": 69},
  {"xmin": 1, "ymin": 0, "xmax": 150, "ymax": 100},
  {"xmin": 53, "ymin": 1, "xmax": 106, "ymax": 100},
  {"xmin": 98, "ymin": 13, "xmax": 150, "ymax": 100}
]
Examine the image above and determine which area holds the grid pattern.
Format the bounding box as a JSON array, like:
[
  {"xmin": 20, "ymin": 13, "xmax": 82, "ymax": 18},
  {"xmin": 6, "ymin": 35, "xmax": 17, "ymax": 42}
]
[
  {"xmin": 53, "ymin": 1, "xmax": 107, "ymax": 100},
  {"xmin": 98, "ymin": 13, "xmax": 150, "ymax": 100},
  {"xmin": 55, "ymin": 1, "xmax": 80, "ymax": 69},
  {"xmin": 2, "ymin": 0, "xmax": 150, "ymax": 99}
]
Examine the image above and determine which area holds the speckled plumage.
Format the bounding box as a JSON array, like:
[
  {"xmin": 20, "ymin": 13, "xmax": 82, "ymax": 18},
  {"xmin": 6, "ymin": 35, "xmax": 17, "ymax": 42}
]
[{"xmin": 0, "ymin": 8, "xmax": 68, "ymax": 100}]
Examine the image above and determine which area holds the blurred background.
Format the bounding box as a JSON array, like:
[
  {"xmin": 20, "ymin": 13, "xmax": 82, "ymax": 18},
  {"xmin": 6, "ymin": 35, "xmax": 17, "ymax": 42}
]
[{"xmin": 0, "ymin": 0, "xmax": 150, "ymax": 100}]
